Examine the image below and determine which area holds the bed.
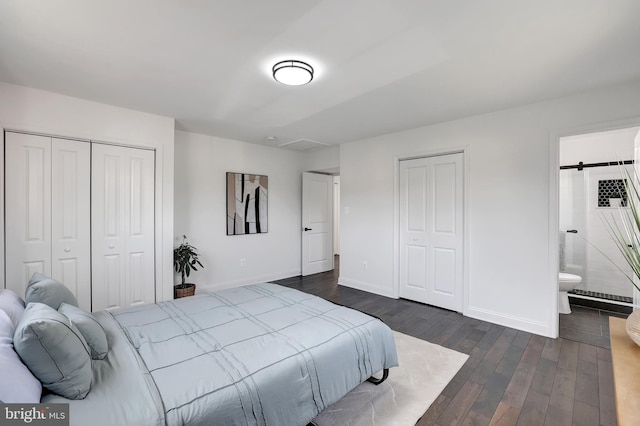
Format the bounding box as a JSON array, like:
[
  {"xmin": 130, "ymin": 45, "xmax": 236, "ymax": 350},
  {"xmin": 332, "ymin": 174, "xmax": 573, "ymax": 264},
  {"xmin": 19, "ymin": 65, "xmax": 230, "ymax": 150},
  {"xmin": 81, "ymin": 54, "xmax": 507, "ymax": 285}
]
[{"xmin": 33, "ymin": 282, "xmax": 398, "ymax": 425}]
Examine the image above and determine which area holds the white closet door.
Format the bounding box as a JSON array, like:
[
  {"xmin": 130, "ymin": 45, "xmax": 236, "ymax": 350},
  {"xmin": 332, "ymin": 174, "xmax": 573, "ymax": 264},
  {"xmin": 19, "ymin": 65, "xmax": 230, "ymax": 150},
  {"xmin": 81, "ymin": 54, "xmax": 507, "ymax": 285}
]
[
  {"xmin": 399, "ymin": 153, "xmax": 464, "ymax": 312},
  {"xmin": 91, "ymin": 144, "xmax": 155, "ymax": 311},
  {"xmin": 5, "ymin": 133, "xmax": 52, "ymax": 297},
  {"xmin": 51, "ymin": 138, "xmax": 91, "ymax": 310}
]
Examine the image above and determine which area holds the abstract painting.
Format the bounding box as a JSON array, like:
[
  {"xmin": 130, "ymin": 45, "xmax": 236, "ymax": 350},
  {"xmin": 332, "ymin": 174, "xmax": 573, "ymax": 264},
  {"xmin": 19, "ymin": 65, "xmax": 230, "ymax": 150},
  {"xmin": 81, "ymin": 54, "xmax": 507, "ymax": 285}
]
[{"xmin": 226, "ymin": 172, "xmax": 268, "ymax": 235}]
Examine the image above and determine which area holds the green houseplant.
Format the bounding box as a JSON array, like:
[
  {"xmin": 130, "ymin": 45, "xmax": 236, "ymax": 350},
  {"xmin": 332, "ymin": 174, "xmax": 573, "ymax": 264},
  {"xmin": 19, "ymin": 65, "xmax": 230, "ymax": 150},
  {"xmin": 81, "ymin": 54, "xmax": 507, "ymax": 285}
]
[
  {"xmin": 603, "ymin": 167, "xmax": 640, "ymax": 345},
  {"xmin": 173, "ymin": 235, "xmax": 204, "ymax": 298},
  {"xmin": 604, "ymin": 169, "xmax": 640, "ymax": 293}
]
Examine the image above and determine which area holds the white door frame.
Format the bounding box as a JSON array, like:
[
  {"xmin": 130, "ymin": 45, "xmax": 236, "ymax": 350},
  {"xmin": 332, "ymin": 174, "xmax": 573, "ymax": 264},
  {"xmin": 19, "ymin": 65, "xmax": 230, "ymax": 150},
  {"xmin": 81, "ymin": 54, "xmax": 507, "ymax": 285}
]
[
  {"xmin": 393, "ymin": 147, "xmax": 470, "ymax": 315},
  {"xmin": 549, "ymin": 116, "xmax": 640, "ymax": 338}
]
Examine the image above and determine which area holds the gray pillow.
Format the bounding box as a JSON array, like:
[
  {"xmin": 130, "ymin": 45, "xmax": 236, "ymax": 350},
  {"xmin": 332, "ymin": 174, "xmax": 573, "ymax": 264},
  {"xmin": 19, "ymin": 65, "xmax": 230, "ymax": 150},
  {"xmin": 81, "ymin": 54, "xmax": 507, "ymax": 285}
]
[
  {"xmin": 14, "ymin": 302, "xmax": 91, "ymax": 400},
  {"xmin": 25, "ymin": 273, "xmax": 78, "ymax": 310},
  {"xmin": 58, "ymin": 303, "xmax": 108, "ymax": 360}
]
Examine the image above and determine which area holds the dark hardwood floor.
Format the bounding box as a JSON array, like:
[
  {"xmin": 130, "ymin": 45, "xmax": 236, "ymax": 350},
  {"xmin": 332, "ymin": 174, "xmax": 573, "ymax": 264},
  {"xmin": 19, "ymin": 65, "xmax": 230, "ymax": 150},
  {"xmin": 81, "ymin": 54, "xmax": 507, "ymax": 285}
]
[
  {"xmin": 559, "ymin": 305, "xmax": 628, "ymax": 349},
  {"xmin": 273, "ymin": 257, "xmax": 616, "ymax": 426}
]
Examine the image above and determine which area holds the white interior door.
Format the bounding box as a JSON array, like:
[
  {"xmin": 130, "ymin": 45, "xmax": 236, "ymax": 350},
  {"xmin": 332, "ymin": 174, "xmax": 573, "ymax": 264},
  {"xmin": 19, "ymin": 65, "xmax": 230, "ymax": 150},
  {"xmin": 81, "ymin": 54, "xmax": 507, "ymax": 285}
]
[
  {"xmin": 92, "ymin": 144, "xmax": 155, "ymax": 311},
  {"xmin": 399, "ymin": 153, "xmax": 464, "ymax": 312},
  {"xmin": 302, "ymin": 172, "xmax": 334, "ymax": 276},
  {"xmin": 5, "ymin": 132, "xmax": 53, "ymax": 297},
  {"xmin": 51, "ymin": 138, "xmax": 91, "ymax": 310}
]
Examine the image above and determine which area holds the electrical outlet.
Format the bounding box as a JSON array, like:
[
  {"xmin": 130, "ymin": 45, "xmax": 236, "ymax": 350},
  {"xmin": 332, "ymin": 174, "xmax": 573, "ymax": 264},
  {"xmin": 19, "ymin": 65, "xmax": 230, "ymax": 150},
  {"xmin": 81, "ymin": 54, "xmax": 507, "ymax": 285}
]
[{"xmin": 240, "ymin": 258, "xmax": 246, "ymax": 268}]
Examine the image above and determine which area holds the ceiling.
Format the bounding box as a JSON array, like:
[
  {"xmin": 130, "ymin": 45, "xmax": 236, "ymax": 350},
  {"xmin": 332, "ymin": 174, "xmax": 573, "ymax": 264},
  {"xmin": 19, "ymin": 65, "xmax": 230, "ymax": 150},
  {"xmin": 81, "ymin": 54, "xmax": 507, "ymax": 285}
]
[{"xmin": 1, "ymin": 1, "xmax": 640, "ymax": 150}]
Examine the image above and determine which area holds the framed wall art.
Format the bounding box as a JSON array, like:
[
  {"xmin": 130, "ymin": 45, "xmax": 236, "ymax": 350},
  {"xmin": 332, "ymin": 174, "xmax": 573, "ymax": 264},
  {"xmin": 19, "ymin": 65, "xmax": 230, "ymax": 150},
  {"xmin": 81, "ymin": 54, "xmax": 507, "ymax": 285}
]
[{"xmin": 226, "ymin": 172, "xmax": 268, "ymax": 235}]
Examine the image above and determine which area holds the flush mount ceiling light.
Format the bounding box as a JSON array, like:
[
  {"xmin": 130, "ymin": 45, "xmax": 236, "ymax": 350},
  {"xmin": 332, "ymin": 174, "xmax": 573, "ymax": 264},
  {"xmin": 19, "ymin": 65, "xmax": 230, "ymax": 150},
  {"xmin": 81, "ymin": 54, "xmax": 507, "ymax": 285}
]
[{"xmin": 272, "ymin": 60, "xmax": 314, "ymax": 86}]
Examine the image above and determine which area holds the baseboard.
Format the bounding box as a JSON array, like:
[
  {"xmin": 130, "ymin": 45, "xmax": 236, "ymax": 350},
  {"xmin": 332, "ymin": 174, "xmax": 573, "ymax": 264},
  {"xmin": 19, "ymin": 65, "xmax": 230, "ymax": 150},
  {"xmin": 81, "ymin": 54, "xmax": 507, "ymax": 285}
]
[
  {"xmin": 466, "ymin": 306, "xmax": 552, "ymax": 337},
  {"xmin": 197, "ymin": 270, "xmax": 301, "ymax": 293},
  {"xmin": 338, "ymin": 277, "xmax": 396, "ymax": 299}
]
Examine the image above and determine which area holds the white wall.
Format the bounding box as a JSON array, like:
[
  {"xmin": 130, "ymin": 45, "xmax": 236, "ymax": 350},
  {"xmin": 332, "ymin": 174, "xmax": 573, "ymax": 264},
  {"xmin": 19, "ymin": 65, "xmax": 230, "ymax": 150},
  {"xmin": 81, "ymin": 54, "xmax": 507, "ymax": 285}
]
[
  {"xmin": 304, "ymin": 145, "xmax": 340, "ymax": 173},
  {"xmin": 560, "ymin": 127, "xmax": 640, "ymax": 165},
  {"xmin": 174, "ymin": 130, "xmax": 305, "ymax": 291},
  {"xmin": 339, "ymin": 80, "xmax": 640, "ymax": 337},
  {"xmin": 0, "ymin": 81, "xmax": 176, "ymax": 302}
]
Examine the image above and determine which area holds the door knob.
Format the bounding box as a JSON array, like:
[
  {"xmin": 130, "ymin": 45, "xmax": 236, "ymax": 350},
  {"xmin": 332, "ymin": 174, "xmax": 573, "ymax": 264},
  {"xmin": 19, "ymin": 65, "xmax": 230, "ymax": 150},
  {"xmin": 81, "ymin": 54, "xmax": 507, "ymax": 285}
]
[
  {"xmin": 64, "ymin": 248, "xmax": 71, "ymax": 253},
  {"xmin": 304, "ymin": 227, "xmax": 312, "ymax": 231},
  {"xmin": 108, "ymin": 244, "xmax": 115, "ymax": 249}
]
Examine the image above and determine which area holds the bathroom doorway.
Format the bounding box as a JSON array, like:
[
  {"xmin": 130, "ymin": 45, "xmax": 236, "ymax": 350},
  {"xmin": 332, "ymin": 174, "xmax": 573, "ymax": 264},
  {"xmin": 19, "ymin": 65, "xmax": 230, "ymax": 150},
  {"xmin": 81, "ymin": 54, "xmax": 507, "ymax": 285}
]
[
  {"xmin": 559, "ymin": 127, "xmax": 640, "ymax": 308},
  {"xmin": 557, "ymin": 126, "xmax": 640, "ymax": 347}
]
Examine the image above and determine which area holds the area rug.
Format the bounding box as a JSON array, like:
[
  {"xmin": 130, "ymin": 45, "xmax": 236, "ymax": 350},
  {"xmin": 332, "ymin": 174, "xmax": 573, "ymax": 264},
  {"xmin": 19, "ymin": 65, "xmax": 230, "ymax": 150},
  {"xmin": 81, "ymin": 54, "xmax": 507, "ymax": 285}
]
[{"xmin": 312, "ymin": 331, "xmax": 469, "ymax": 426}]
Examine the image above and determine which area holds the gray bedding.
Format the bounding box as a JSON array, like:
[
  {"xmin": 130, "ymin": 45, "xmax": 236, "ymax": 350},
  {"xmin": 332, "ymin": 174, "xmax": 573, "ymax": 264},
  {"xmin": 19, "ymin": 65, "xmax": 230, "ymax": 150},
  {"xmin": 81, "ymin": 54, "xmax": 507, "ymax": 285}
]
[{"xmin": 44, "ymin": 283, "xmax": 398, "ymax": 425}]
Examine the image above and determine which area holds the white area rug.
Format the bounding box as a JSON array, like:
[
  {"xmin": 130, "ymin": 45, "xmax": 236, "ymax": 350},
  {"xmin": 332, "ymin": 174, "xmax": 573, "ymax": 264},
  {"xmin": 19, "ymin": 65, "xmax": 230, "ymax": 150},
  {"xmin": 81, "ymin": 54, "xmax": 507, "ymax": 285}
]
[{"xmin": 312, "ymin": 331, "xmax": 469, "ymax": 426}]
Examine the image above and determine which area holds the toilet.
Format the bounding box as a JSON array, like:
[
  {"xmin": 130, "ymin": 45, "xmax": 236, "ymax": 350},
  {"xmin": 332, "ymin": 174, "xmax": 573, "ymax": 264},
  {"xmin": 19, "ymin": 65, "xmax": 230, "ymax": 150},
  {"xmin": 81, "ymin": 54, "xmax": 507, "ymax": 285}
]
[{"xmin": 558, "ymin": 272, "xmax": 582, "ymax": 314}]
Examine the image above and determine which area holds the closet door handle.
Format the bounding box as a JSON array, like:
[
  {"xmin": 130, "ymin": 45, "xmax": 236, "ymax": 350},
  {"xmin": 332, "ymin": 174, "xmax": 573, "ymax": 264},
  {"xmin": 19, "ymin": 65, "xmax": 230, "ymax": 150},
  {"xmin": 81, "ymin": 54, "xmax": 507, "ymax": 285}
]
[
  {"xmin": 108, "ymin": 244, "xmax": 115, "ymax": 249},
  {"xmin": 64, "ymin": 248, "xmax": 71, "ymax": 253}
]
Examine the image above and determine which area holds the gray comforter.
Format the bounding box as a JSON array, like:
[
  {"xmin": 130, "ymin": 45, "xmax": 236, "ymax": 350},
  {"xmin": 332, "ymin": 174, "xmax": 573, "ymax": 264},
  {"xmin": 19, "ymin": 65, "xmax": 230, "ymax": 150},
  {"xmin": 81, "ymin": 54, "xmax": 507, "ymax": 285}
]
[{"xmin": 44, "ymin": 283, "xmax": 398, "ymax": 425}]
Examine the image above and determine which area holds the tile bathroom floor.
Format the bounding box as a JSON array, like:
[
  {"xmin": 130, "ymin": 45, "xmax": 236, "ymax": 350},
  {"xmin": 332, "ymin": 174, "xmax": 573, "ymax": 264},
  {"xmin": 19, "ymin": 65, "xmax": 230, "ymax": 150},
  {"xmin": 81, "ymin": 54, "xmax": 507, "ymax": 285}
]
[{"xmin": 559, "ymin": 304, "xmax": 628, "ymax": 349}]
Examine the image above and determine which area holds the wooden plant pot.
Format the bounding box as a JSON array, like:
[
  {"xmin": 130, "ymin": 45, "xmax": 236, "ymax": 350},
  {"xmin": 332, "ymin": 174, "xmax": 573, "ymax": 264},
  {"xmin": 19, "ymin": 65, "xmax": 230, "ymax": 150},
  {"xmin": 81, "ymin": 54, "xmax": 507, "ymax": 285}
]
[{"xmin": 174, "ymin": 283, "xmax": 196, "ymax": 299}]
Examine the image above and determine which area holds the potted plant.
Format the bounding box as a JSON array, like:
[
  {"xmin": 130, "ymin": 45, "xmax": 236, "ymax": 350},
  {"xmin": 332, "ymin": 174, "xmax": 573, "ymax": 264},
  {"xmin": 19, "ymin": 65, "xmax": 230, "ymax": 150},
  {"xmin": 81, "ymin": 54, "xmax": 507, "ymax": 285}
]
[{"xmin": 173, "ymin": 235, "xmax": 203, "ymax": 298}]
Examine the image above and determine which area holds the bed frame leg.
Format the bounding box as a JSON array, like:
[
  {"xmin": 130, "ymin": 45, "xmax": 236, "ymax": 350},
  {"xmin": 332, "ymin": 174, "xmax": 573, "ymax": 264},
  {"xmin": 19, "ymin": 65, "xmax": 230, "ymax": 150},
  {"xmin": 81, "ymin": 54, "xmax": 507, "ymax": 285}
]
[{"xmin": 366, "ymin": 368, "xmax": 389, "ymax": 385}]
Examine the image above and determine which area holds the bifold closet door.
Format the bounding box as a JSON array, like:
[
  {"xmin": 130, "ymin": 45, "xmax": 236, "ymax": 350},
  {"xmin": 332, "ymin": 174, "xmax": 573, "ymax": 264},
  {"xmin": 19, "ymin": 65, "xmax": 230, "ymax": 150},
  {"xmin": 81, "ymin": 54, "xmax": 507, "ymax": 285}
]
[
  {"xmin": 5, "ymin": 133, "xmax": 91, "ymax": 309},
  {"xmin": 91, "ymin": 144, "xmax": 155, "ymax": 311}
]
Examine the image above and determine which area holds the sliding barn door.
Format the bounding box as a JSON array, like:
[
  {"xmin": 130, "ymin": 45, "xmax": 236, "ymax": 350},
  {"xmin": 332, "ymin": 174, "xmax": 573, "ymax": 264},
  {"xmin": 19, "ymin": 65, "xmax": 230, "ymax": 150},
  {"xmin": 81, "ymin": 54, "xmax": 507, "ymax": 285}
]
[
  {"xmin": 91, "ymin": 144, "xmax": 155, "ymax": 311},
  {"xmin": 399, "ymin": 153, "xmax": 464, "ymax": 312},
  {"xmin": 5, "ymin": 133, "xmax": 90, "ymax": 308}
]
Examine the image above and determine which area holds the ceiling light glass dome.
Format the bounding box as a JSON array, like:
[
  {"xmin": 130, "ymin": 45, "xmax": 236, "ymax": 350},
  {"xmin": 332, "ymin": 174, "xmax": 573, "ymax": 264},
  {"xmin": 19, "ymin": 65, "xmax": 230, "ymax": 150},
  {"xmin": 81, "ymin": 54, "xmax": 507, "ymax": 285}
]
[{"xmin": 272, "ymin": 60, "xmax": 314, "ymax": 86}]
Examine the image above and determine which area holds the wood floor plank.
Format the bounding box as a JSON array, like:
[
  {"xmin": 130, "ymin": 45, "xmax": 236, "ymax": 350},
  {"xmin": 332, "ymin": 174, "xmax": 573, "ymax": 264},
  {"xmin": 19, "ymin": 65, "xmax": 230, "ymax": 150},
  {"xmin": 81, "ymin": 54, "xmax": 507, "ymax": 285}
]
[
  {"xmin": 541, "ymin": 337, "xmax": 563, "ymax": 362},
  {"xmin": 557, "ymin": 339, "xmax": 580, "ymax": 372},
  {"xmin": 442, "ymin": 318, "xmax": 477, "ymax": 347},
  {"xmin": 476, "ymin": 324, "xmax": 506, "ymax": 351},
  {"xmin": 597, "ymin": 357, "xmax": 617, "ymax": 426},
  {"xmin": 436, "ymin": 380, "xmax": 484, "ymax": 425},
  {"xmin": 488, "ymin": 402, "xmax": 520, "ymax": 426},
  {"xmin": 516, "ymin": 389, "xmax": 549, "ymax": 426},
  {"xmin": 572, "ymin": 400, "xmax": 600, "ymax": 426},
  {"xmin": 529, "ymin": 357, "xmax": 557, "ymax": 396},
  {"xmin": 543, "ymin": 405, "xmax": 572, "ymax": 426},
  {"xmin": 578, "ymin": 341, "xmax": 598, "ymax": 365},
  {"xmin": 441, "ymin": 364, "xmax": 476, "ymax": 399},
  {"xmin": 545, "ymin": 367, "xmax": 577, "ymax": 426},
  {"xmin": 418, "ymin": 394, "xmax": 451, "ymax": 425},
  {"xmin": 470, "ymin": 358, "xmax": 500, "ymax": 386},
  {"xmin": 465, "ymin": 346, "xmax": 489, "ymax": 370},
  {"xmin": 500, "ymin": 335, "xmax": 545, "ymax": 409},
  {"xmin": 574, "ymin": 353, "xmax": 599, "ymax": 408},
  {"xmin": 462, "ymin": 371, "xmax": 511, "ymax": 426},
  {"xmin": 484, "ymin": 328, "xmax": 517, "ymax": 363}
]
